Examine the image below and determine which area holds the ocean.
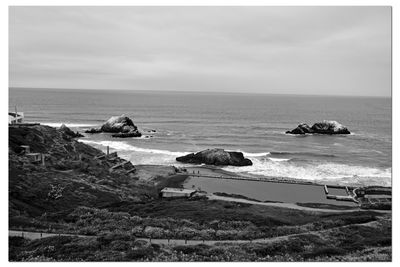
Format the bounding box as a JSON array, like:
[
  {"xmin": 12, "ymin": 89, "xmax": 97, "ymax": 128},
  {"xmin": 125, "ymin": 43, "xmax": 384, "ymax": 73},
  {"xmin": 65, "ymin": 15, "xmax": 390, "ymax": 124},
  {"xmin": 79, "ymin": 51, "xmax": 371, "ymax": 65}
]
[{"xmin": 9, "ymin": 88, "xmax": 392, "ymax": 187}]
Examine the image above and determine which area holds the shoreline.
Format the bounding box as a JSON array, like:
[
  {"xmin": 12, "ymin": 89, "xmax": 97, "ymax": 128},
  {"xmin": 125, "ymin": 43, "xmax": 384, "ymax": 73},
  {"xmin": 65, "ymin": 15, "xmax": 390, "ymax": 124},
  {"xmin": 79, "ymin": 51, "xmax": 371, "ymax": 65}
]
[{"xmin": 140, "ymin": 164, "xmax": 391, "ymax": 189}]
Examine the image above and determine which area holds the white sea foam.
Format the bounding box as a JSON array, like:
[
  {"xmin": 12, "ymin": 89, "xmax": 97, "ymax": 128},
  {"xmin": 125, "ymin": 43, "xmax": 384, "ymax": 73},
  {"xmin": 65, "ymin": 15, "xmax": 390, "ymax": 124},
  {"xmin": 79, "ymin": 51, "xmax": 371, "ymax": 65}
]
[
  {"xmin": 79, "ymin": 139, "xmax": 188, "ymax": 157},
  {"xmin": 40, "ymin": 122, "xmax": 97, "ymax": 128},
  {"xmin": 79, "ymin": 139, "xmax": 391, "ymax": 186},
  {"xmin": 223, "ymin": 157, "xmax": 391, "ymax": 186},
  {"xmin": 267, "ymin": 157, "xmax": 291, "ymax": 162},
  {"xmin": 242, "ymin": 152, "xmax": 270, "ymax": 157}
]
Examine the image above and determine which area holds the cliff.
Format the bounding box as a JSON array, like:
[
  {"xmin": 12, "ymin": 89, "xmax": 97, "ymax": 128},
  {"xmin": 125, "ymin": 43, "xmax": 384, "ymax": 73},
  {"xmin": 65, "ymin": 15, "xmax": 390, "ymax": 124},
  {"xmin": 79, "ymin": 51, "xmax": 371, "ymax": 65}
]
[{"xmin": 9, "ymin": 125, "xmax": 155, "ymax": 218}]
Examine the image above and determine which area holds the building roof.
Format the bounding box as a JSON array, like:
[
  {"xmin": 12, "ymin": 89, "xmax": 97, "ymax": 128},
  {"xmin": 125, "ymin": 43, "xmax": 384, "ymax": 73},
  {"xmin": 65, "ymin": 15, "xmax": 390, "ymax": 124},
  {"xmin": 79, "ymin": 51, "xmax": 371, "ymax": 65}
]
[
  {"xmin": 161, "ymin": 187, "xmax": 196, "ymax": 194},
  {"xmin": 8, "ymin": 112, "xmax": 24, "ymax": 124},
  {"xmin": 26, "ymin": 153, "xmax": 41, "ymax": 156}
]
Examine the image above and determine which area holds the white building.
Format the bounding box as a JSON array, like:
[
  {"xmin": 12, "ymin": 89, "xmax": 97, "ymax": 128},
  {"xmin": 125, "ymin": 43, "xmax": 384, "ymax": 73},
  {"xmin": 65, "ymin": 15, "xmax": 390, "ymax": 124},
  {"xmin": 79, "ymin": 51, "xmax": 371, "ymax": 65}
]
[
  {"xmin": 26, "ymin": 153, "xmax": 42, "ymax": 163},
  {"xmin": 9, "ymin": 112, "xmax": 24, "ymax": 124},
  {"xmin": 160, "ymin": 187, "xmax": 197, "ymax": 198}
]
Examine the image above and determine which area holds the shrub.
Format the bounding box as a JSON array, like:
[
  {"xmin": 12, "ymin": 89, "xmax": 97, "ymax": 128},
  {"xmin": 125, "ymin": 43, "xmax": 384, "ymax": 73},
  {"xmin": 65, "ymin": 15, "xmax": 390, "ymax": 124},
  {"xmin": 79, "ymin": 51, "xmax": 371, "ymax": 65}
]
[
  {"xmin": 125, "ymin": 247, "xmax": 154, "ymax": 260},
  {"xmin": 303, "ymin": 246, "xmax": 347, "ymax": 259}
]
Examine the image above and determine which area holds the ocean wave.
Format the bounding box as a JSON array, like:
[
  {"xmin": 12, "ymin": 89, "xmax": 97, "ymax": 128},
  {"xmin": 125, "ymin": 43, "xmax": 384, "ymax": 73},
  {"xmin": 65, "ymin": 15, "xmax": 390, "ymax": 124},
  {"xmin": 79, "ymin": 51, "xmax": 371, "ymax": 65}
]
[
  {"xmin": 269, "ymin": 151, "xmax": 336, "ymax": 158},
  {"xmin": 223, "ymin": 158, "xmax": 391, "ymax": 186},
  {"xmin": 78, "ymin": 139, "xmax": 188, "ymax": 157},
  {"xmin": 267, "ymin": 157, "xmax": 291, "ymax": 162},
  {"xmin": 242, "ymin": 152, "xmax": 271, "ymax": 157},
  {"xmin": 40, "ymin": 122, "xmax": 98, "ymax": 128},
  {"xmin": 77, "ymin": 140, "xmax": 390, "ymax": 186}
]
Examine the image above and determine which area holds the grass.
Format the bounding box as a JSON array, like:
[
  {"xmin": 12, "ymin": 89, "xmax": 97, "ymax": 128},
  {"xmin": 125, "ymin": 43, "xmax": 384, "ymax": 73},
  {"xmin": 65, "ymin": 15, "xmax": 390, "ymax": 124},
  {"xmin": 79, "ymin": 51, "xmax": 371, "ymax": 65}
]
[
  {"xmin": 10, "ymin": 217, "xmax": 392, "ymax": 262},
  {"xmin": 154, "ymin": 174, "xmax": 189, "ymax": 191},
  {"xmin": 103, "ymin": 198, "xmax": 309, "ymax": 227},
  {"xmin": 103, "ymin": 198, "xmax": 381, "ymax": 229},
  {"xmin": 296, "ymin": 202, "xmax": 358, "ymax": 210}
]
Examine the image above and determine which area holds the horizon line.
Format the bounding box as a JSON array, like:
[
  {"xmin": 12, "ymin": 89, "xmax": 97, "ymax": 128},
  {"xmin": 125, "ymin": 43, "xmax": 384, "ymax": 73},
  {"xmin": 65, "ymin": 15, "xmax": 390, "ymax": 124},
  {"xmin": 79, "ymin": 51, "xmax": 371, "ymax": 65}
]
[{"xmin": 8, "ymin": 86, "xmax": 391, "ymax": 99}]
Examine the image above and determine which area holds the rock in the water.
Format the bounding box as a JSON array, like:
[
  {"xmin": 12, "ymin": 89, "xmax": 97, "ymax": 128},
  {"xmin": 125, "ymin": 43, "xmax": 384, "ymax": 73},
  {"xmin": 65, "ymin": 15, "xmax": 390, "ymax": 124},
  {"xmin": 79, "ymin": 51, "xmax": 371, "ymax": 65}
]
[
  {"xmin": 84, "ymin": 115, "xmax": 142, "ymax": 138},
  {"xmin": 286, "ymin": 120, "xmax": 350, "ymax": 135},
  {"xmin": 176, "ymin": 148, "xmax": 252, "ymax": 166},
  {"xmin": 311, "ymin": 120, "xmax": 350, "ymax": 134},
  {"xmin": 101, "ymin": 115, "xmax": 138, "ymax": 133},
  {"xmin": 111, "ymin": 131, "xmax": 142, "ymax": 138},
  {"xmin": 59, "ymin": 124, "xmax": 84, "ymax": 138},
  {"xmin": 285, "ymin": 123, "xmax": 312, "ymax": 135},
  {"xmin": 85, "ymin": 128, "xmax": 102, "ymax": 134}
]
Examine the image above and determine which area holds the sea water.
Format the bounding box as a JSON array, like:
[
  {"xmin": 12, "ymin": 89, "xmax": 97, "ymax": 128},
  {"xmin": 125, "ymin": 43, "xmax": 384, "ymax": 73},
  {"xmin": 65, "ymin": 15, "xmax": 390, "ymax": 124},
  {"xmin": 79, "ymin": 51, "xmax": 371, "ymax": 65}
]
[{"xmin": 9, "ymin": 88, "xmax": 392, "ymax": 187}]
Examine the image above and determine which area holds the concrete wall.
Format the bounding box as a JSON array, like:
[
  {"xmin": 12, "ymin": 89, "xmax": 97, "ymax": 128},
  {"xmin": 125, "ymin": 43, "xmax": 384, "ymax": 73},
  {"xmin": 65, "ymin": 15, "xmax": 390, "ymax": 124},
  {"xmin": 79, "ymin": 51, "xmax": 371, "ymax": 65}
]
[{"xmin": 162, "ymin": 192, "xmax": 190, "ymax": 198}]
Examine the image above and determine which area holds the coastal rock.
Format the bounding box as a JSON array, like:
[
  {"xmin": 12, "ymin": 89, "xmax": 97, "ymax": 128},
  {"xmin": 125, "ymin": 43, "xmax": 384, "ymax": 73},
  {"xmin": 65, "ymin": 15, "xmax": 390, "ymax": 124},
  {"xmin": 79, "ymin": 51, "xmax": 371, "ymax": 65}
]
[
  {"xmin": 286, "ymin": 120, "xmax": 350, "ymax": 135},
  {"xmin": 85, "ymin": 128, "xmax": 102, "ymax": 134},
  {"xmin": 111, "ymin": 131, "xmax": 142, "ymax": 138},
  {"xmin": 176, "ymin": 148, "xmax": 253, "ymax": 166},
  {"xmin": 311, "ymin": 121, "xmax": 350, "ymax": 134},
  {"xmin": 59, "ymin": 124, "xmax": 84, "ymax": 138},
  {"xmin": 100, "ymin": 115, "xmax": 138, "ymax": 133},
  {"xmin": 285, "ymin": 123, "xmax": 312, "ymax": 135},
  {"xmin": 84, "ymin": 115, "xmax": 142, "ymax": 137}
]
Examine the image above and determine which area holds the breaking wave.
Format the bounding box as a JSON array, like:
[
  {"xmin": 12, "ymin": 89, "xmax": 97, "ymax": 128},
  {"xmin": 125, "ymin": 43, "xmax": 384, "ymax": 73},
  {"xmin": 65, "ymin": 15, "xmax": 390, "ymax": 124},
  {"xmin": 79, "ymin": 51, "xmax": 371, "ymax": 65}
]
[
  {"xmin": 40, "ymin": 122, "xmax": 98, "ymax": 128},
  {"xmin": 78, "ymin": 140, "xmax": 391, "ymax": 186},
  {"xmin": 223, "ymin": 156, "xmax": 391, "ymax": 187},
  {"xmin": 79, "ymin": 139, "xmax": 189, "ymax": 157}
]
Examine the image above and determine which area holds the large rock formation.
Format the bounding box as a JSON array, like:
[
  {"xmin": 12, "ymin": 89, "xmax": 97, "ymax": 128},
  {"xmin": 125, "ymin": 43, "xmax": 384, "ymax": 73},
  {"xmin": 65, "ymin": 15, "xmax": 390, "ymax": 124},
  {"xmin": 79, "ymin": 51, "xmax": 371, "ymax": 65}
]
[
  {"xmin": 85, "ymin": 115, "xmax": 142, "ymax": 137},
  {"xmin": 286, "ymin": 120, "xmax": 350, "ymax": 135},
  {"xmin": 59, "ymin": 124, "xmax": 84, "ymax": 138},
  {"xmin": 176, "ymin": 148, "xmax": 253, "ymax": 166}
]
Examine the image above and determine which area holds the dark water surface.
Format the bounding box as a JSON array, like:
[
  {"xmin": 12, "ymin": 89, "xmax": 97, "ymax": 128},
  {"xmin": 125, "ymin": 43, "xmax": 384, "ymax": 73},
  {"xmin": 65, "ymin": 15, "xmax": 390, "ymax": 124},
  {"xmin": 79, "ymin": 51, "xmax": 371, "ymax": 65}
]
[{"xmin": 184, "ymin": 177, "xmax": 356, "ymax": 206}]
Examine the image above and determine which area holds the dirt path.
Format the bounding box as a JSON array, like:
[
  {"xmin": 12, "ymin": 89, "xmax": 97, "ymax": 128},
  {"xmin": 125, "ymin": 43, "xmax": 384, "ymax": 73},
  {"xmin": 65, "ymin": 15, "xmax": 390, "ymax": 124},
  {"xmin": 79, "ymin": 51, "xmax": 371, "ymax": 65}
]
[
  {"xmin": 10, "ymin": 217, "xmax": 388, "ymax": 247},
  {"xmin": 7, "ymin": 230, "xmax": 312, "ymax": 246},
  {"xmin": 9, "ymin": 230, "xmax": 275, "ymax": 246}
]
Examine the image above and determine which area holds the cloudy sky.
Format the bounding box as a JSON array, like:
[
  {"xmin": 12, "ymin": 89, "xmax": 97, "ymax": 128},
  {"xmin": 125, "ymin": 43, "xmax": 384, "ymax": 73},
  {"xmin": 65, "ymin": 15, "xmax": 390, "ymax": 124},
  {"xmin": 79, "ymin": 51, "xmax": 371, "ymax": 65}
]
[{"xmin": 9, "ymin": 6, "xmax": 391, "ymax": 96}]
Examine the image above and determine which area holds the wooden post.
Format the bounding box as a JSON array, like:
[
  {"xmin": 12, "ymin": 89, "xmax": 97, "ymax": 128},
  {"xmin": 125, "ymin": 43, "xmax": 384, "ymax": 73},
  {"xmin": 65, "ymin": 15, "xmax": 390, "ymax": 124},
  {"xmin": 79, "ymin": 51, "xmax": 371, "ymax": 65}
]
[
  {"xmin": 324, "ymin": 185, "xmax": 329, "ymax": 195},
  {"xmin": 41, "ymin": 154, "xmax": 45, "ymax": 166},
  {"xmin": 107, "ymin": 146, "xmax": 109, "ymax": 156}
]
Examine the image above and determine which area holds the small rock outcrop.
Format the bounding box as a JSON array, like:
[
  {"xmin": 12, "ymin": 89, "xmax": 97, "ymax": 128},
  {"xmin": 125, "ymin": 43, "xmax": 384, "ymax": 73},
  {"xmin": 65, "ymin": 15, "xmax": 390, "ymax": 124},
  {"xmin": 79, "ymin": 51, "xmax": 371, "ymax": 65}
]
[
  {"xmin": 111, "ymin": 132, "xmax": 141, "ymax": 138},
  {"xmin": 286, "ymin": 120, "xmax": 350, "ymax": 135},
  {"xmin": 85, "ymin": 128, "xmax": 102, "ymax": 134},
  {"xmin": 176, "ymin": 148, "xmax": 253, "ymax": 166},
  {"xmin": 84, "ymin": 115, "xmax": 142, "ymax": 138},
  {"xmin": 59, "ymin": 124, "xmax": 84, "ymax": 138}
]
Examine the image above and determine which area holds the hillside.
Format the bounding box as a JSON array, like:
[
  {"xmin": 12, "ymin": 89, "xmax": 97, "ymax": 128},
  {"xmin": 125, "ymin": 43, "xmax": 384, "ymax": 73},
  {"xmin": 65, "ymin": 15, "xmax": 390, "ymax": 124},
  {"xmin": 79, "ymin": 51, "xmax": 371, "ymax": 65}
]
[
  {"xmin": 8, "ymin": 125, "xmax": 391, "ymax": 262},
  {"xmin": 9, "ymin": 125, "xmax": 168, "ymax": 219}
]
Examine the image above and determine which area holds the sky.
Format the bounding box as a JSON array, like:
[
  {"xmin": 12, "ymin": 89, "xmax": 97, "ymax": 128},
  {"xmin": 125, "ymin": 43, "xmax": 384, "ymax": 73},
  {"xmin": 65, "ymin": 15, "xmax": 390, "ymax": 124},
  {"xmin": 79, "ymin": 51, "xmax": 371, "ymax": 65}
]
[{"xmin": 9, "ymin": 6, "xmax": 391, "ymax": 97}]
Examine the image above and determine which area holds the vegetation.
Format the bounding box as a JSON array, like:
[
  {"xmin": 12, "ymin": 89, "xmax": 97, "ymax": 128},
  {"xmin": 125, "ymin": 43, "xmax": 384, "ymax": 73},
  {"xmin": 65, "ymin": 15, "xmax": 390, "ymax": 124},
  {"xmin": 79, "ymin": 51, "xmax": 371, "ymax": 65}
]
[
  {"xmin": 296, "ymin": 202, "xmax": 359, "ymax": 210},
  {"xmin": 9, "ymin": 214, "xmax": 391, "ymax": 261},
  {"xmin": 8, "ymin": 125, "xmax": 392, "ymax": 261}
]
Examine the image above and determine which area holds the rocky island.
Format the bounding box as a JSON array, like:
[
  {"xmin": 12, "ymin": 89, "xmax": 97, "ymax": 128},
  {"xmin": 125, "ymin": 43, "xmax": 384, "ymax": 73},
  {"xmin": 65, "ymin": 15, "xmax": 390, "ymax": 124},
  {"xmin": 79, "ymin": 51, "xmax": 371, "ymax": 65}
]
[
  {"xmin": 176, "ymin": 148, "xmax": 253, "ymax": 166},
  {"xmin": 85, "ymin": 115, "xmax": 142, "ymax": 138},
  {"xmin": 286, "ymin": 120, "xmax": 351, "ymax": 135}
]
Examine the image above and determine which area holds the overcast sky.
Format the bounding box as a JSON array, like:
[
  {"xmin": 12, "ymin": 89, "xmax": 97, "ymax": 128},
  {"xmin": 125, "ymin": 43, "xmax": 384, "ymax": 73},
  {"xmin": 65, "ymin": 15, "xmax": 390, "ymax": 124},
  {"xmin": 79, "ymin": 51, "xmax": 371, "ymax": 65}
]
[{"xmin": 9, "ymin": 6, "xmax": 391, "ymax": 96}]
